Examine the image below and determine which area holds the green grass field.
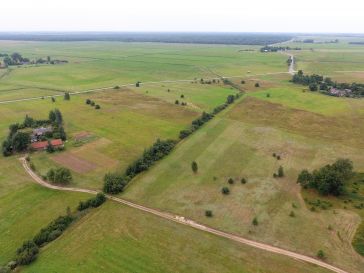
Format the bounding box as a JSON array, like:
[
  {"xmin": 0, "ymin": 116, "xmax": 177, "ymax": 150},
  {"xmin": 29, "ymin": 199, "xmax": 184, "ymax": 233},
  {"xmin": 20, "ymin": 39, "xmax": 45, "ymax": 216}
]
[
  {"xmin": 1, "ymin": 39, "xmax": 364, "ymax": 273},
  {"xmin": 21, "ymin": 201, "xmax": 332, "ymax": 273},
  {"xmin": 124, "ymin": 86, "xmax": 364, "ymax": 272}
]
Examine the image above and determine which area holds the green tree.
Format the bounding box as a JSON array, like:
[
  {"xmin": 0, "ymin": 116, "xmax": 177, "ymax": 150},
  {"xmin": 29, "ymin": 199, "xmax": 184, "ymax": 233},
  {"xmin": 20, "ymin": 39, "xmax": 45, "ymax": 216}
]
[
  {"xmin": 64, "ymin": 92, "xmax": 70, "ymax": 100},
  {"xmin": 49, "ymin": 110, "xmax": 56, "ymax": 122},
  {"xmin": 278, "ymin": 166, "xmax": 284, "ymax": 177},
  {"xmin": 255, "ymin": 82, "xmax": 260, "ymax": 87},
  {"xmin": 241, "ymin": 178, "xmax": 247, "ymax": 184},
  {"xmin": 12, "ymin": 132, "xmax": 30, "ymax": 152},
  {"xmin": 205, "ymin": 210, "xmax": 213, "ymax": 217},
  {"xmin": 54, "ymin": 168, "xmax": 72, "ymax": 184},
  {"xmin": 46, "ymin": 141, "xmax": 55, "ymax": 153},
  {"xmin": 228, "ymin": 178, "xmax": 234, "ymax": 184},
  {"xmin": 221, "ymin": 187, "xmax": 230, "ymax": 195},
  {"xmin": 252, "ymin": 217, "xmax": 258, "ymax": 226},
  {"xmin": 47, "ymin": 168, "xmax": 55, "ymax": 182},
  {"xmin": 317, "ymin": 250, "xmax": 325, "ymax": 259},
  {"xmin": 103, "ymin": 172, "xmax": 125, "ymax": 194},
  {"xmin": 191, "ymin": 161, "xmax": 198, "ymax": 173}
]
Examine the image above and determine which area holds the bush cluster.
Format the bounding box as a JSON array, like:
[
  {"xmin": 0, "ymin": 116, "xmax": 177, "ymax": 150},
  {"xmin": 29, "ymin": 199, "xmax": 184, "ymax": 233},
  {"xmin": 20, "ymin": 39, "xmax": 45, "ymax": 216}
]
[
  {"xmin": 77, "ymin": 193, "xmax": 106, "ymax": 211},
  {"xmin": 179, "ymin": 112, "xmax": 213, "ymax": 139},
  {"xmin": 86, "ymin": 99, "xmax": 101, "ymax": 109},
  {"xmin": 33, "ymin": 215, "xmax": 74, "ymax": 246},
  {"xmin": 46, "ymin": 167, "xmax": 72, "ymax": 184},
  {"xmin": 104, "ymin": 139, "xmax": 176, "ymax": 194},
  {"xmin": 297, "ymin": 159, "xmax": 353, "ymax": 196}
]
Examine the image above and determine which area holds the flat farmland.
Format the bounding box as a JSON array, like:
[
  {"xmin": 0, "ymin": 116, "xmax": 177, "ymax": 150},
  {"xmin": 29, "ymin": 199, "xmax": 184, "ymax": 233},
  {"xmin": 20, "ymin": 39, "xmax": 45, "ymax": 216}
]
[{"xmin": 124, "ymin": 84, "xmax": 364, "ymax": 273}]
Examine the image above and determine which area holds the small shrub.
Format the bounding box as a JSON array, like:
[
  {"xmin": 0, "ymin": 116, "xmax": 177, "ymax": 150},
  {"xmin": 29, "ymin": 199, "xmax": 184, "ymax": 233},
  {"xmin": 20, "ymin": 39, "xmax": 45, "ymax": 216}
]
[
  {"xmin": 241, "ymin": 178, "xmax": 247, "ymax": 184},
  {"xmin": 86, "ymin": 99, "xmax": 91, "ymax": 104},
  {"xmin": 191, "ymin": 161, "xmax": 198, "ymax": 173},
  {"xmin": 205, "ymin": 210, "xmax": 213, "ymax": 217},
  {"xmin": 278, "ymin": 166, "xmax": 284, "ymax": 177},
  {"xmin": 273, "ymin": 173, "xmax": 278, "ymax": 178},
  {"xmin": 272, "ymin": 153, "xmax": 276, "ymax": 157},
  {"xmin": 317, "ymin": 250, "xmax": 325, "ymax": 259},
  {"xmin": 181, "ymin": 94, "xmax": 184, "ymax": 98},
  {"xmin": 175, "ymin": 100, "xmax": 179, "ymax": 105},
  {"xmin": 289, "ymin": 211, "xmax": 295, "ymax": 217},
  {"xmin": 266, "ymin": 93, "xmax": 270, "ymax": 97},
  {"xmin": 222, "ymin": 187, "xmax": 230, "ymax": 195},
  {"xmin": 114, "ymin": 85, "xmax": 120, "ymax": 89},
  {"xmin": 51, "ymin": 97, "xmax": 55, "ymax": 102},
  {"xmin": 255, "ymin": 82, "xmax": 260, "ymax": 87},
  {"xmin": 25, "ymin": 156, "xmax": 30, "ymax": 162},
  {"xmin": 228, "ymin": 178, "xmax": 234, "ymax": 184},
  {"xmin": 95, "ymin": 105, "xmax": 101, "ymax": 109},
  {"xmin": 241, "ymin": 80, "xmax": 245, "ymax": 84},
  {"xmin": 90, "ymin": 101, "xmax": 95, "ymax": 106},
  {"xmin": 277, "ymin": 155, "xmax": 281, "ymax": 160},
  {"xmin": 252, "ymin": 217, "xmax": 258, "ymax": 226}
]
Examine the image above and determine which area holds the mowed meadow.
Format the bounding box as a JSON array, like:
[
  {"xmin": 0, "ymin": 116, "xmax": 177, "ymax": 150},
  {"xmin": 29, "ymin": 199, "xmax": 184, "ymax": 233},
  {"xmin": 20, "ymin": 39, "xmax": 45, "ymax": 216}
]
[{"xmin": 1, "ymin": 38, "xmax": 364, "ymax": 273}]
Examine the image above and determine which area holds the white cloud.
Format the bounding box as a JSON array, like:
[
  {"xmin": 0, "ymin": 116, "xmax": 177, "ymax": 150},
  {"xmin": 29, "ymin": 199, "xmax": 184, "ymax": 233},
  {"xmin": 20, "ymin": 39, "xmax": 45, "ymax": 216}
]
[{"xmin": 0, "ymin": 0, "xmax": 363, "ymax": 32}]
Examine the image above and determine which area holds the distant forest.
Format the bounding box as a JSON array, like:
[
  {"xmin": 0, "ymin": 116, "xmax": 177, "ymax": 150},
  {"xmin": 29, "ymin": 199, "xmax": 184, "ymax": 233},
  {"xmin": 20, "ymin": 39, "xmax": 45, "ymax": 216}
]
[{"xmin": 0, "ymin": 32, "xmax": 292, "ymax": 45}]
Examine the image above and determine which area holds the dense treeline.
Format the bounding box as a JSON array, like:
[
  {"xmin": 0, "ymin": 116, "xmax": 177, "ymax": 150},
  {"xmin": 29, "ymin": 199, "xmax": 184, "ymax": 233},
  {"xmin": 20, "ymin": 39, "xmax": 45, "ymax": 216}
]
[
  {"xmin": 2, "ymin": 109, "xmax": 66, "ymax": 156},
  {"xmin": 179, "ymin": 93, "xmax": 241, "ymax": 139},
  {"xmin": 260, "ymin": 46, "xmax": 301, "ymax": 52},
  {"xmin": 297, "ymin": 159, "xmax": 353, "ymax": 196},
  {"xmin": 0, "ymin": 196, "xmax": 106, "ymax": 271},
  {"xmin": 77, "ymin": 193, "xmax": 106, "ymax": 211},
  {"xmin": 292, "ymin": 70, "xmax": 364, "ymax": 97},
  {"xmin": 179, "ymin": 112, "xmax": 214, "ymax": 139},
  {"xmin": 103, "ymin": 139, "xmax": 176, "ymax": 193},
  {"xmin": 0, "ymin": 52, "xmax": 68, "ymax": 67},
  {"xmin": 103, "ymin": 93, "xmax": 242, "ymax": 194},
  {"xmin": 0, "ymin": 32, "xmax": 292, "ymax": 45}
]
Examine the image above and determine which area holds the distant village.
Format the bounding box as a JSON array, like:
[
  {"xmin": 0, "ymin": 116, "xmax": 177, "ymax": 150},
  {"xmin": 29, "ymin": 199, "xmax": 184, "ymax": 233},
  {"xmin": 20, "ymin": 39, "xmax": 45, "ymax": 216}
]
[{"xmin": 0, "ymin": 52, "xmax": 68, "ymax": 68}]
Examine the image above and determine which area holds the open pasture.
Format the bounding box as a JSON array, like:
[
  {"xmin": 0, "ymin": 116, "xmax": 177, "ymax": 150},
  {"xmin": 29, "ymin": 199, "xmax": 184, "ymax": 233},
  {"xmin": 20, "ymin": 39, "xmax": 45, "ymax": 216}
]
[
  {"xmin": 20, "ymin": 201, "xmax": 332, "ymax": 273},
  {"xmin": 124, "ymin": 86, "xmax": 364, "ymax": 272}
]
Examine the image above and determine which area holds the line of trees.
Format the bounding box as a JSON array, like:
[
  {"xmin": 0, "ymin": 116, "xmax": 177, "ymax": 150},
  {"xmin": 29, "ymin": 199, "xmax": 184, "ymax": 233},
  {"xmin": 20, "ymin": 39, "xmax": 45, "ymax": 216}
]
[
  {"xmin": 260, "ymin": 46, "xmax": 301, "ymax": 52},
  {"xmin": 179, "ymin": 93, "xmax": 241, "ymax": 139},
  {"xmin": 297, "ymin": 159, "xmax": 353, "ymax": 196},
  {"xmin": 0, "ymin": 52, "xmax": 68, "ymax": 67},
  {"xmin": 103, "ymin": 92, "xmax": 242, "ymax": 195},
  {"xmin": 0, "ymin": 196, "xmax": 106, "ymax": 271},
  {"xmin": 103, "ymin": 139, "xmax": 176, "ymax": 194},
  {"xmin": 292, "ymin": 70, "xmax": 364, "ymax": 97},
  {"xmin": 77, "ymin": 193, "xmax": 106, "ymax": 211}
]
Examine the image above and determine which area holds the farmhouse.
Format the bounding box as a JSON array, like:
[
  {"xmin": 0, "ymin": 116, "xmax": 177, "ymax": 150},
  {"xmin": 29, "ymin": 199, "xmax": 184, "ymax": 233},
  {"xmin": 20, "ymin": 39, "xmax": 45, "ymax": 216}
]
[
  {"xmin": 31, "ymin": 127, "xmax": 53, "ymax": 142},
  {"xmin": 30, "ymin": 139, "xmax": 63, "ymax": 151},
  {"xmin": 328, "ymin": 87, "xmax": 352, "ymax": 97}
]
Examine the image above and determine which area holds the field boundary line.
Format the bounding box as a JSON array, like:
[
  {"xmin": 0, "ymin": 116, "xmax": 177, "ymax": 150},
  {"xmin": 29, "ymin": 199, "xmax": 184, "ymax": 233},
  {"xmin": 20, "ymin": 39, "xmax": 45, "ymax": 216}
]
[{"xmin": 19, "ymin": 157, "xmax": 348, "ymax": 273}]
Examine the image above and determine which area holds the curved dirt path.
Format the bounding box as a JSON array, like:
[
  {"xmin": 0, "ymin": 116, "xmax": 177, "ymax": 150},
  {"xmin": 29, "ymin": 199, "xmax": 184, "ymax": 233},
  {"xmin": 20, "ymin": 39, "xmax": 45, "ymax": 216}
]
[{"xmin": 19, "ymin": 157, "xmax": 348, "ymax": 273}]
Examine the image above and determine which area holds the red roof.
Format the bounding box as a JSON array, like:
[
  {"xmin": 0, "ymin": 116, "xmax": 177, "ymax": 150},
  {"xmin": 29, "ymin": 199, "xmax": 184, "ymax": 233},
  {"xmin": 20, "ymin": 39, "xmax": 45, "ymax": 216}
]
[
  {"xmin": 30, "ymin": 139, "xmax": 63, "ymax": 150},
  {"xmin": 51, "ymin": 139, "xmax": 63, "ymax": 146}
]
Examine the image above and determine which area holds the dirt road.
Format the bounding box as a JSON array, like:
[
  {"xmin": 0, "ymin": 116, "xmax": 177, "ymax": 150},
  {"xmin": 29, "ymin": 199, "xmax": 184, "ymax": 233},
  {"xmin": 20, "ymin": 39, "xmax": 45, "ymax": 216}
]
[{"xmin": 19, "ymin": 157, "xmax": 348, "ymax": 273}]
